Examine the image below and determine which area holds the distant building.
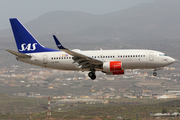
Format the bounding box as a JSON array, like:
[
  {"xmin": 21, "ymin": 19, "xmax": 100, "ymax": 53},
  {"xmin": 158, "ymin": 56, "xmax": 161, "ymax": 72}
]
[
  {"xmin": 18, "ymin": 93, "xmax": 27, "ymax": 96},
  {"xmin": 48, "ymin": 86, "xmax": 53, "ymax": 89},
  {"xmin": 80, "ymin": 96, "xmax": 90, "ymax": 99},
  {"xmin": 157, "ymin": 95, "xmax": 176, "ymax": 99},
  {"xmin": 170, "ymin": 67, "xmax": 175, "ymax": 71},
  {"xmin": 141, "ymin": 90, "xmax": 152, "ymax": 98},
  {"xmin": 143, "ymin": 72, "xmax": 148, "ymax": 76}
]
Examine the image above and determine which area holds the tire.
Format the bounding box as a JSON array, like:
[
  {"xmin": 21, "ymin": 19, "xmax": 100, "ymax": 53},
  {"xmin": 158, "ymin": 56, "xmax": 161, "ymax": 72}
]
[
  {"xmin": 88, "ymin": 72, "xmax": 93, "ymax": 77},
  {"xmin": 88, "ymin": 72, "xmax": 96, "ymax": 80},
  {"xmin": 153, "ymin": 72, "xmax": 157, "ymax": 76},
  {"xmin": 91, "ymin": 74, "xmax": 96, "ymax": 80}
]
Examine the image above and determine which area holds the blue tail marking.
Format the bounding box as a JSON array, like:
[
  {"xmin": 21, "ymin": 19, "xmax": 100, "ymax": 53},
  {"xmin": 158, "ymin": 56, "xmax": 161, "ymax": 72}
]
[{"xmin": 10, "ymin": 18, "xmax": 58, "ymax": 53}]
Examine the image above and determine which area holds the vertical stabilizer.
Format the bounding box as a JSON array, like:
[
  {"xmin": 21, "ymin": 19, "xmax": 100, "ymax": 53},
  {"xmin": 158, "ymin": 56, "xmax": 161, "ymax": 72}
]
[{"xmin": 9, "ymin": 18, "xmax": 57, "ymax": 53}]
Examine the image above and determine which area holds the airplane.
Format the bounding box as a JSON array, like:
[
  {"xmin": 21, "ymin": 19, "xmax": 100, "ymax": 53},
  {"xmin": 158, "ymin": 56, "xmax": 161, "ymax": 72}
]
[{"xmin": 6, "ymin": 18, "xmax": 175, "ymax": 80}]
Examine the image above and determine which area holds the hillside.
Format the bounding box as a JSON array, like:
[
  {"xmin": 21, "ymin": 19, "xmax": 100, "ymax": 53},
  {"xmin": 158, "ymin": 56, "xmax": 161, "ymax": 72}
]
[
  {"xmin": 0, "ymin": 0, "xmax": 180, "ymax": 67},
  {"xmin": 1, "ymin": 0, "xmax": 180, "ymax": 39},
  {"xmin": 0, "ymin": 92, "xmax": 47, "ymax": 114},
  {"xmin": 1, "ymin": 98, "xmax": 180, "ymax": 119}
]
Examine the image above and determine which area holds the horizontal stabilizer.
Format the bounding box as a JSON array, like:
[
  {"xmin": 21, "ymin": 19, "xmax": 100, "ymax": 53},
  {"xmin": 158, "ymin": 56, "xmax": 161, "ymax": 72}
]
[{"xmin": 6, "ymin": 49, "xmax": 31, "ymax": 58}]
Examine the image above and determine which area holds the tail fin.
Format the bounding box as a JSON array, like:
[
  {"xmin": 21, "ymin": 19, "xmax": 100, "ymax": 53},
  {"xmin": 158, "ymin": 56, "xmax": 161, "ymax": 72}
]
[{"xmin": 9, "ymin": 18, "xmax": 58, "ymax": 53}]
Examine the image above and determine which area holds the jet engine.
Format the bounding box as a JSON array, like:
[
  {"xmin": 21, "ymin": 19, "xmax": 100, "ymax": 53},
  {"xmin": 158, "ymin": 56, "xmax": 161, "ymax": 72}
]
[{"xmin": 103, "ymin": 61, "xmax": 124, "ymax": 75}]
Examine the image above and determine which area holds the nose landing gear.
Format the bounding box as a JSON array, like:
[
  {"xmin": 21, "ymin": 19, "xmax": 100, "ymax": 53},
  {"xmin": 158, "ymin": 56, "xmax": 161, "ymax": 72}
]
[
  {"xmin": 153, "ymin": 70, "xmax": 157, "ymax": 76},
  {"xmin": 88, "ymin": 69, "xmax": 96, "ymax": 80}
]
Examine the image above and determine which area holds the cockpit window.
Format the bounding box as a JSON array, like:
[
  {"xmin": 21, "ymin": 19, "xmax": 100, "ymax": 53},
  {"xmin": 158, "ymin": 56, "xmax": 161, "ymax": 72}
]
[{"xmin": 159, "ymin": 54, "xmax": 167, "ymax": 56}]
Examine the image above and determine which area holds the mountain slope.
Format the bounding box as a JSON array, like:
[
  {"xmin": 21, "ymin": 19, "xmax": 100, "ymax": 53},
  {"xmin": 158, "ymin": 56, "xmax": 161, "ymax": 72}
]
[
  {"xmin": 0, "ymin": 0, "xmax": 180, "ymax": 68},
  {"xmin": 1, "ymin": 0, "xmax": 180, "ymax": 40}
]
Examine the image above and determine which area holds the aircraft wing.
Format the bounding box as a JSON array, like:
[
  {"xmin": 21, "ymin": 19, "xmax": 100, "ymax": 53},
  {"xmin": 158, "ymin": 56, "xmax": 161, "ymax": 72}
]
[
  {"xmin": 6, "ymin": 49, "xmax": 31, "ymax": 58},
  {"xmin": 53, "ymin": 35, "xmax": 103, "ymax": 69}
]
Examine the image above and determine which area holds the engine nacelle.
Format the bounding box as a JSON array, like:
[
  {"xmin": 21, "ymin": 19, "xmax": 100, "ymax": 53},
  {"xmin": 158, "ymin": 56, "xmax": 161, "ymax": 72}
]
[
  {"xmin": 105, "ymin": 70, "xmax": 124, "ymax": 75},
  {"xmin": 103, "ymin": 61, "xmax": 124, "ymax": 75}
]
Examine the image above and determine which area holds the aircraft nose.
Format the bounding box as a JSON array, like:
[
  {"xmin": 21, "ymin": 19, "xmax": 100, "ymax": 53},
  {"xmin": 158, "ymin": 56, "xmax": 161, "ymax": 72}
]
[{"xmin": 168, "ymin": 57, "xmax": 175, "ymax": 64}]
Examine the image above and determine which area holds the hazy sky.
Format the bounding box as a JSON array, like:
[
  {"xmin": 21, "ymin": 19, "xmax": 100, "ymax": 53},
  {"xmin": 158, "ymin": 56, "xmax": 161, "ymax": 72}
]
[{"xmin": 0, "ymin": 0, "xmax": 154, "ymax": 30}]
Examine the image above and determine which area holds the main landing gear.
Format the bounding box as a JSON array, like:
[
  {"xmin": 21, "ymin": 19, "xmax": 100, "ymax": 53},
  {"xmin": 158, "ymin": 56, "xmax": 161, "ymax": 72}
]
[
  {"xmin": 88, "ymin": 69, "xmax": 96, "ymax": 80},
  {"xmin": 153, "ymin": 70, "xmax": 157, "ymax": 76}
]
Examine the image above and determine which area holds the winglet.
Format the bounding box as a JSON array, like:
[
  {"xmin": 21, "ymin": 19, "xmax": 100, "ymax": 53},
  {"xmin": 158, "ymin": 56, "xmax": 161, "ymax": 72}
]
[{"xmin": 53, "ymin": 35, "xmax": 66, "ymax": 49}]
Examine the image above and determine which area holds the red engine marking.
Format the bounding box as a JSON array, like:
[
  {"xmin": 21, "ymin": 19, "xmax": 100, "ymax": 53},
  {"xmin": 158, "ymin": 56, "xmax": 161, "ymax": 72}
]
[
  {"xmin": 110, "ymin": 61, "xmax": 122, "ymax": 71},
  {"xmin": 113, "ymin": 70, "xmax": 124, "ymax": 75}
]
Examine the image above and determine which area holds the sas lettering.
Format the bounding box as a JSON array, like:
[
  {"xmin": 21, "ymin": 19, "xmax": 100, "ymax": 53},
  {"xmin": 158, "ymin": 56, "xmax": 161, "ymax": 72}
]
[{"xmin": 19, "ymin": 43, "xmax": 37, "ymax": 51}]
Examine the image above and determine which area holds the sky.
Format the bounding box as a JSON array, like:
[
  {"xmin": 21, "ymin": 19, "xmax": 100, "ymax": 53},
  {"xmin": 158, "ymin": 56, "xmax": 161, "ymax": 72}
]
[{"xmin": 0, "ymin": 0, "xmax": 154, "ymax": 30}]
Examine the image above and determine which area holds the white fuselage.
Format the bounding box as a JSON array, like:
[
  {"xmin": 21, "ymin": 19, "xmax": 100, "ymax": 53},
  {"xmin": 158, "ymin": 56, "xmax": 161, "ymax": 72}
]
[{"xmin": 17, "ymin": 49, "xmax": 175, "ymax": 72}]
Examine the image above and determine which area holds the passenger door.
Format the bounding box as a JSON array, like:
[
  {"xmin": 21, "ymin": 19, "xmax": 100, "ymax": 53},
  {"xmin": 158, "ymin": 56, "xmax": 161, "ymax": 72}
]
[
  {"xmin": 149, "ymin": 52, "xmax": 154, "ymax": 61},
  {"xmin": 43, "ymin": 55, "xmax": 48, "ymax": 64}
]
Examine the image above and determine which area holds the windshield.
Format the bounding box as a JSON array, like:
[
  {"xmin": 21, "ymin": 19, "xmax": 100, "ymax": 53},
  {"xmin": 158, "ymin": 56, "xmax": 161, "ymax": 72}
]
[{"xmin": 159, "ymin": 54, "xmax": 167, "ymax": 56}]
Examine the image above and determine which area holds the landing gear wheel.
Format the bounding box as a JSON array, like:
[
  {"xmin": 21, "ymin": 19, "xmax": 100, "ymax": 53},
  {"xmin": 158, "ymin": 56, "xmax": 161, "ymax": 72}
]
[
  {"xmin": 153, "ymin": 72, "xmax": 157, "ymax": 76},
  {"xmin": 91, "ymin": 75, "xmax": 96, "ymax": 80},
  {"xmin": 88, "ymin": 72, "xmax": 93, "ymax": 77},
  {"xmin": 88, "ymin": 72, "xmax": 96, "ymax": 80}
]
